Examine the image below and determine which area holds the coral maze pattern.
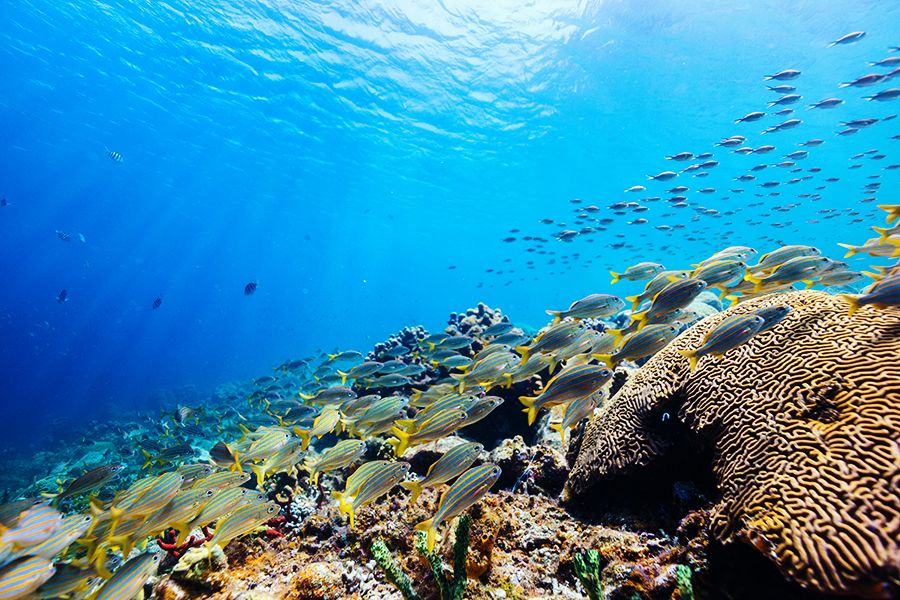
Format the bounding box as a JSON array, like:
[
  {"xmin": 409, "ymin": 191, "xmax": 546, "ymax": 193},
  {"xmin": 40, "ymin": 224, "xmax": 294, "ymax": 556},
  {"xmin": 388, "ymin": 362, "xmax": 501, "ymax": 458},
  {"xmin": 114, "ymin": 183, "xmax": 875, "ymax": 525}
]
[{"xmin": 567, "ymin": 290, "xmax": 900, "ymax": 598}]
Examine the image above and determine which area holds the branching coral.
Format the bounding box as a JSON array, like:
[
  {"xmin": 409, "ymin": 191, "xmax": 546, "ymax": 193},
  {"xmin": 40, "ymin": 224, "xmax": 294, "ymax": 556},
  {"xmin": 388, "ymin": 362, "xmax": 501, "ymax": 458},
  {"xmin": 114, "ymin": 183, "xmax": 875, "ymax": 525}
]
[
  {"xmin": 567, "ymin": 291, "xmax": 900, "ymax": 598},
  {"xmin": 573, "ymin": 549, "xmax": 606, "ymax": 600},
  {"xmin": 371, "ymin": 515, "xmax": 472, "ymax": 600}
]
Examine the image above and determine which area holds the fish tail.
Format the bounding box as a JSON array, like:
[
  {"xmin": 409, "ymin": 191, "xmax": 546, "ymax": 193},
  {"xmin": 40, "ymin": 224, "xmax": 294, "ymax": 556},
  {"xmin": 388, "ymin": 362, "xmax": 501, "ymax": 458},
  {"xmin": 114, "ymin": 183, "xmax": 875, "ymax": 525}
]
[
  {"xmin": 518, "ymin": 396, "xmax": 540, "ymax": 426},
  {"xmin": 337, "ymin": 370, "xmax": 348, "ymax": 385},
  {"xmin": 250, "ymin": 464, "xmax": 267, "ymax": 488},
  {"xmin": 877, "ymin": 204, "xmax": 899, "ymax": 224},
  {"xmin": 606, "ymin": 328, "xmax": 624, "ymax": 346},
  {"xmin": 625, "ymin": 295, "xmax": 640, "ymax": 311},
  {"xmin": 545, "ymin": 310, "xmax": 562, "ymax": 325},
  {"xmin": 837, "ymin": 243, "xmax": 857, "ymax": 259},
  {"xmin": 724, "ymin": 294, "xmax": 741, "ymax": 307},
  {"xmin": 298, "ymin": 391, "xmax": 314, "ymax": 401},
  {"xmin": 515, "ymin": 346, "xmax": 531, "ymax": 365},
  {"xmin": 630, "ymin": 311, "xmax": 648, "ymax": 329},
  {"xmin": 802, "ymin": 279, "xmax": 816, "ymax": 289},
  {"xmin": 388, "ymin": 428, "xmax": 410, "ymax": 457},
  {"xmin": 861, "ymin": 271, "xmax": 882, "ymax": 282},
  {"xmin": 744, "ymin": 272, "xmax": 764, "ymax": 293},
  {"xmin": 872, "ymin": 226, "xmax": 890, "ymax": 242},
  {"xmin": 230, "ymin": 450, "xmax": 243, "ymax": 474},
  {"xmin": 400, "ymin": 480, "xmax": 422, "ymax": 503},
  {"xmin": 141, "ymin": 449, "xmax": 152, "ymax": 470},
  {"xmin": 591, "ymin": 353, "xmax": 616, "ymax": 370},
  {"xmin": 332, "ymin": 491, "xmax": 356, "ymax": 529},
  {"xmin": 427, "ymin": 342, "xmax": 436, "ymax": 351},
  {"xmin": 609, "ymin": 270, "xmax": 621, "ymax": 285},
  {"xmin": 393, "ymin": 418, "xmax": 415, "ymax": 432},
  {"xmin": 550, "ymin": 423, "xmax": 567, "ymax": 447},
  {"xmin": 414, "ymin": 518, "xmax": 437, "ymax": 552},
  {"xmin": 678, "ymin": 349, "xmax": 700, "ymax": 372},
  {"xmin": 293, "ymin": 428, "xmax": 311, "ymax": 451},
  {"xmin": 840, "ymin": 294, "xmax": 861, "ymax": 317},
  {"xmin": 327, "ymin": 353, "xmax": 337, "ymax": 361}
]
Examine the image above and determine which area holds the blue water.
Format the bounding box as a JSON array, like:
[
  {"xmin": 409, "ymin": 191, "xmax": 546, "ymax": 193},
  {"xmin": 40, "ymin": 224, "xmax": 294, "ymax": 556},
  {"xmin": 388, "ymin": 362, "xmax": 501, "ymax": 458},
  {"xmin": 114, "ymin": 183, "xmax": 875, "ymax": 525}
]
[{"xmin": 1, "ymin": 0, "xmax": 898, "ymax": 446}]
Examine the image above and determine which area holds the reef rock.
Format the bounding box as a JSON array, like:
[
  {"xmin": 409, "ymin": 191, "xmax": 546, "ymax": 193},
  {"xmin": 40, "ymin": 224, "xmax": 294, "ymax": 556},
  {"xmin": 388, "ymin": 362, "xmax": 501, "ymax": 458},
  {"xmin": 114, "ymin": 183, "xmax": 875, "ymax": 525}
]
[{"xmin": 567, "ymin": 290, "xmax": 900, "ymax": 598}]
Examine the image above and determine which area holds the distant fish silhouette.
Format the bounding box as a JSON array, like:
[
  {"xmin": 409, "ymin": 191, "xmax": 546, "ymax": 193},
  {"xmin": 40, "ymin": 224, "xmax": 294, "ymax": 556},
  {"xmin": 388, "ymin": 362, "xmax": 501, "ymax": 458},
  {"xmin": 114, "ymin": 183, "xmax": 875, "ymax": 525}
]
[
  {"xmin": 152, "ymin": 297, "xmax": 162, "ymax": 310},
  {"xmin": 828, "ymin": 31, "xmax": 865, "ymax": 47},
  {"xmin": 244, "ymin": 281, "xmax": 258, "ymax": 296},
  {"xmin": 57, "ymin": 289, "xmax": 68, "ymax": 304},
  {"xmin": 55, "ymin": 230, "xmax": 70, "ymax": 241},
  {"xmin": 105, "ymin": 147, "xmax": 123, "ymax": 163},
  {"xmin": 0, "ymin": 197, "xmax": 7, "ymax": 207}
]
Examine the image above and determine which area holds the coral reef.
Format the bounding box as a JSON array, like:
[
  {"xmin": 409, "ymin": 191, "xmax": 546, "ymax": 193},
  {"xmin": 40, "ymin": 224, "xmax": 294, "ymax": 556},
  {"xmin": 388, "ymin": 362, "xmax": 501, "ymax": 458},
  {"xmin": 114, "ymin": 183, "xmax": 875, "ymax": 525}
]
[
  {"xmin": 567, "ymin": 290, "xmax": 900, "ymax": 598},
  {"xmin": 445, "ymin": 303, "xmax": 513, "ymax": 339}
]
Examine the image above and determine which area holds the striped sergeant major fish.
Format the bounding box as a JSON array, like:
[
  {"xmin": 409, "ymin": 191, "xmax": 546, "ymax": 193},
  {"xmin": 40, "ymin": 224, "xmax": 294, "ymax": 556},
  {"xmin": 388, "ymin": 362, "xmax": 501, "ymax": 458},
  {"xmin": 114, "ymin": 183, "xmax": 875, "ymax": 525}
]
[{"xmin": 415, "ymin": 463, "xmax": 501, "ymax": 552}]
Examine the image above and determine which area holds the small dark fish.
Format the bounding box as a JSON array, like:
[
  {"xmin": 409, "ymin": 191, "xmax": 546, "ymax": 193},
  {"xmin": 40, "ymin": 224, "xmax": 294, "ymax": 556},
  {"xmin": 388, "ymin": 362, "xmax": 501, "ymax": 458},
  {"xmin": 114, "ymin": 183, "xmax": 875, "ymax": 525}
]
[
  {"xmin": 828, "ymin": 31, "xmax": 865, "ymax": 47},
  {"xmin": 106, "ymin": 148, "xmax": 123, "ymax": 163},
  {"xmin": 768, "ymin": 94, "xmax": 801, "ymax": 106},
  {"xmin": 767, "ymin": 84, "xmax": 796, "ymax": 93},
  {"xmin": 865, "ymin": 88, "xmax": 900, "ymax": 101},
  {"xmin": 808, "ymin": 97, "xmax": 843, "ymax": 109},
  {"xmin": 839, "ymin": 73, "xmax": 886, "ymax": 88},
  {"xmin": 55, "ymin": 464, "xmax": 124, "ymax": 501},
  {"xmin": 0, "ymin": 197, "xmax": 7, "ymax": 207},
  {"xmin": 57, "ymin": 289, "xmax": 68, "ymax": 304},
  {"xmin": 152, "ymin": 297, "xmax": 162, "ymax": 310},
  {"xmin": 665, "ymin": 152, "xmax": 693, "ymax": 161},
  {"xmin": 765, "ymin": 69, "xmax": 801, "ymax": 81},
  {"xmin": 55, "ymin": 230, "xmax": 70, "ymax": 242},
  {"xmin": 736, "ymin": 111, "xmax": 765, "ymax": 123},
  {"xmin": 869, "ymin": 57, "xmax": 900, "ymax": 67},
  {"xmin": 244, "ymin": 281, "xmax": 258, "ymax": 296},
  {"xmin": 800, "ymin": 139, "xmax": 824, "ymax": 147}
]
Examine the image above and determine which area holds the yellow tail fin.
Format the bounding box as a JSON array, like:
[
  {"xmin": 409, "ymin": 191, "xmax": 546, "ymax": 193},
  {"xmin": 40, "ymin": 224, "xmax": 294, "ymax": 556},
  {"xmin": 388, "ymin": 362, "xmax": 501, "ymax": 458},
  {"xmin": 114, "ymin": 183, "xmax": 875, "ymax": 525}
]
[
  {"xmin": 518, "ymin": 396, "xmax": 540, "ymax": 427},
  {"xmin": 550, "ymin": 423, "xmax": 568, "ymax": 447},
  {"xmin": 678, "ymin": 349, "xmax": 700, "ymax": 372},
  {"xmin": 840, "ymin": 294, "xmax": 861, "ymax": 317},
  {"xmin": 399, "ymin": 480, "xmax": 422, "ymax": 504},
  {"xmin": 337, "ymin": 370, "xmax": 348, "ymax": 385},
  {"xmin": 877, "ymin": 204, "xmax": 899, "ymax": 224},
  {"xmin": 515, "ymin": 346, "xmax": 531, "ymax": 365},
  {"xmin": 250, "ymin": 464, "xmax": 268, "ymax": 488},
  {"xmin": 388, "ymin": 428, "xmax": 410, "ymax": 457},
  {"xmin": 591, "ymin": 353, "xmax": 616, "ymax": 370},
  {"xmin": 606, "ymin": 328, "xmax": 624, "ymax": 346},
  {"xmin": 415, "ymin": 518, "xmax": 437, "ymax": 552},
  {"xmin": 744, "ymin": 272, "xmax": 764, "ymax": 293},
  {"xmin": 141, "ymin": 449, "xmax": 152, "ymax": 470},
  {"xmin": 837, "ymin": 243, "xmax": 857, "ymax": 259},
  {"xmin": 630, "ymin": 311, "xmax": 648, "ymax": 330},
  {"xmin": 625, "ymin": 295, "xmax": 640, "ymax": 311},
  {"xmin": 545, "ymin": 310, "xmax": 562, "ymax": 325},
  {"xmin": 861, "ymin": 270, "xmax": 883, "ymax": 282},
  {"xmin": 610, "ymin": 270, "xmax": 621, "ymax": 285},
  {"xmin": 293, "ymin": 428, "xmax": 311, "ymax": 451},
  {"xmin": 332, "ymin": 491, "xmax": 356, "ymax": 529}
]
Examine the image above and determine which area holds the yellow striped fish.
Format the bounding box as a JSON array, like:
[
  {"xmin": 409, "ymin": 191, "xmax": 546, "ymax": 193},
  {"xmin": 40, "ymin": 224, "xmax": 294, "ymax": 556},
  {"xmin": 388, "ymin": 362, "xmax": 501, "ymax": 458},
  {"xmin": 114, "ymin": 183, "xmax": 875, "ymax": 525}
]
[
  {"xmin": 518, "ymin": 365, "xmax": 611, "ymax": 426},
  {"xmin": 551, "ymin": 393, "xmax": 600, "ymax": 447},
  {"xmin": 186, "ymin": 488, "xmax": 258, "ymax": 542},
  {"xmin": 249, "ymin": 438, "xmax": 304, "ymax": 487},
  {"xmin": 11, "ymin": 513, "xmax": 91, "ymax": 560},
  {"xmin": 415, "ymin": 463, "xmax": 501, "ymax": 552},
  {"xmin": 33, "ymin": 563, "xmax": 98, "ymax": 599},
  {"xmin": 207, "ymin": 502, "xmax": 279, "ymax": 549},
  {"xmin": 333, "ymin": 461, "xmax": 409, "ymax": 529},
  {"xmin": 0, "ymin": 556, "xmax": 56, "ymax": 599},
  {"xmin": 0, "ymin": 504, "xmax": 62, "ymax": 550},
  {"xmin": 94, "ymin": 553, "xmax": 160, "ymax": 600},
  {"xmin": 303, "ymin": 439, "xmax": 366, "ymax": 486},
  {"xmin": 400, "ymin": 442, "xmax": 483, "ymax": 503},
  {"xmin": 388, "ymin": 408, "xmax": 468, "ymax": 457},
  {"xmin": 678, "ymin": 314, "xmax": 765, "ymax": 371},
  {"xmin": 293, "ymin": 407, "xmax": 342, "ymax": 450}
]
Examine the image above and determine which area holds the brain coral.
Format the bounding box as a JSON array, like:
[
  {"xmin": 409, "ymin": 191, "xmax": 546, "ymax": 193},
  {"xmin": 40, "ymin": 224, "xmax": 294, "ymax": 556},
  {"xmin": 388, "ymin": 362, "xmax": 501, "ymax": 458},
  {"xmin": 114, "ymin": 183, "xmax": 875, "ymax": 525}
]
[{"xmin": 566, "ymin": 290, "xmax": 900, "ymax": 598}]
